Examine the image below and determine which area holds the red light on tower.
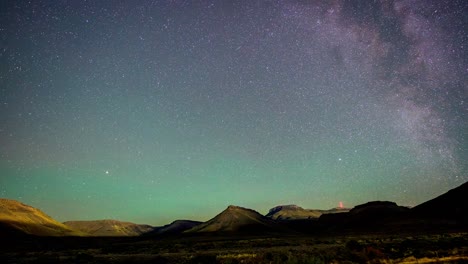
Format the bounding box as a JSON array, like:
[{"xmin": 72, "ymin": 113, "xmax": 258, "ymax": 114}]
[{"xmin": 339, "ymin": 201, "xmax": 343, "ymax": 208}]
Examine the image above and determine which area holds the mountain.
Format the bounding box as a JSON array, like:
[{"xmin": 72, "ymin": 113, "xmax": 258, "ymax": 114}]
[
  {"xmin": 349, "ymin": 201, "xmax": 409, "ymax": 216},
  {"xmin": 319, "ymin": 201, "xmax": 410, "ymax": 230},
  {"xmin": 146, "ymin": 220, "xmax": 202, "ymax": 236},
  {"xmin": 187, "ymin": 205, "xmax": 279, "ymax": 233},
  {"xmin": 266, "ymin": 204, "xmax": 350, "ymax": 220},
  {"xmin": 266, "ymin": 205, "xmax": 322, "ymax": 220},
  {"xmin": 63, "ymin": 219, "xmax": 153, "ymax": 236},
  {"xmin": 326, "ymin": 207, "xmax": 352, "ymax": 214},
  {"xmin": 0, "ymin": 198, "xmax": 84, "ymax": 236},
  {"xmin": 412, "ymin": 181, "xmax": 468, "ymax": 221}
]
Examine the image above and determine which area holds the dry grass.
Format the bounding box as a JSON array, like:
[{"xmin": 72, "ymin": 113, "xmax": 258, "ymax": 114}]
[
  {"xmin": 397, "ymin": 256, "xmax": 468, "ymax": 264},
  {"xmin": 1, "ymin": 232, "xmax": 467, "ymax": 263}
]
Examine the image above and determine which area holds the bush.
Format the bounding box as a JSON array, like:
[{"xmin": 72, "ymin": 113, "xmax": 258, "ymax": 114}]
[
  {"xmin": 189, "ymin": 254, "xmax": 217, "ymax": 264},
  {"xmin": 364, "ymin": 246, "xmax": 385, "ymax": 260},
  {"xmin": 35, "ymin": 254, "xmax": 61, "ymax": 264},
  {"xmin": 346, "ymin": 240, "xmax": 363, "ymax": 251},
  {"xmin": 74, "ymin": 252, "xmax": 95, "ymax": 263}
]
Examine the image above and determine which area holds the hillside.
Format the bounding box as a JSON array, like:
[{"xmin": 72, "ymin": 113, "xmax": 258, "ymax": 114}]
[
  {"xmin": 266, "ymin": 204, "xmax": 350, "ymax": 220},
  {"xmin": 63, "ymin": 219, "xmax": 153, "ymax": 236},
  {"xmin": 0, "ymin": 198, "xmax": 84, "ymax": 236},
  {"xmin": 187, "ymin": 205, "xmax": 278, "ymax": 233},
  {"xmin": 318, "ymin": 201, "xmax": 411, "ymax": 230},
  {"xmin": 412, "ymin": 181, "xmax": 468, "ymax": 222},
  {"xmin": 147, "ymin": 220, "xmax": 202, "ymax": 236}
]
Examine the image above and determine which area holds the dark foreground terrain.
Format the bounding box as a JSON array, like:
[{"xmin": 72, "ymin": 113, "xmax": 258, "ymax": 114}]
[{"xmin": 1, "ymin": 231, "xmax": 468, "ymax": 264}]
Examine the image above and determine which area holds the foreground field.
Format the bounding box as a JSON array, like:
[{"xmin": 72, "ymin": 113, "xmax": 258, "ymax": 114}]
[{"xmin": 1, "ymin": 231, "xmax": 467, "ymax": 263}]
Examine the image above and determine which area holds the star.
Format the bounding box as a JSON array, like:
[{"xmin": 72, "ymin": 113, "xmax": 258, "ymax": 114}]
[{"xmin": 0, "ymin": 0, "xmax": 465, "ymax": 226}]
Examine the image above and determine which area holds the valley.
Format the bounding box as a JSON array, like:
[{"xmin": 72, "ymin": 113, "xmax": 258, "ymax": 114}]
[{"xmin": 1, "ymin": 182, "xmax": 467, "ymax": 263}]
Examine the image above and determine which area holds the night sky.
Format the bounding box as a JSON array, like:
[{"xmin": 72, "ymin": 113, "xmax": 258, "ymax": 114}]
[{"xmin": 1, "ymin": 1, "xmax": 467, "ymax": 225}]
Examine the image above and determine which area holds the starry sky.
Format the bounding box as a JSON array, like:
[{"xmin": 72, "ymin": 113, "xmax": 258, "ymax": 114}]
[{"xmin": 1, "ymin": 1, "xmax": 467, "ymax": 226}]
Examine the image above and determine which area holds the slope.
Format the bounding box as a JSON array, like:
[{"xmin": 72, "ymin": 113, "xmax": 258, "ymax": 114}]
[
  {"xmin": 146, "ymin": 220, "xmax": 202, "ymax": 236},
  {"xmin": 187, "ymin": 205, "xmax": 279, "ymax": 233},
  {"xmin": 410, "ymin": 181, "xmax": 468, "ymax": 226},
  {"xmin": 0, "ymin": 198, "xmax": 84, "ymax": 236},
  {"xmin": 63, "ymin": 219, "xmax": 153, "ymax": 236},
  {"xmin": 266, "ymin": 204, "xmax": 350, "ymax": 220}
]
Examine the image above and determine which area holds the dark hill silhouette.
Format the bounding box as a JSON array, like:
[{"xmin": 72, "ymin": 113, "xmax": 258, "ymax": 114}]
[
  {"xmin": 145, "ymin": 220, "xmax": 202, "ymax": 236},
  {"xmin": 411, "ymin": 181, "xmax": 468, "ymax": 223},
  {"xmin": 318, "ymin": 201, "xmax": 410, "ymax": 231},
  {"xmin": 0, "ymin": 222, "xmax": 30, "ymax": 237},
  {"xmin": 350, "ymin": 201, "xmax": 409, "ymax": 216}
]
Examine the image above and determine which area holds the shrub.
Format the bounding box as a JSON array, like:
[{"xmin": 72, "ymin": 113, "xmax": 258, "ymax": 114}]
[
  {"xmin": 189, "ymin": 254, "xmax": 217, "ymax": 264},
  {"xmin": 74, "ymin": 252, "xmax": 95, "ymax": 263},
  {"xmin": 346, "ymin": 239, "xmax": 363, "ymax": 251}
]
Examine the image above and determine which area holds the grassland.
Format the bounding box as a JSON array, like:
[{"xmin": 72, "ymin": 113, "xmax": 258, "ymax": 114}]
[{"xmin": 1, "ymin": 231, "xmax": 467, "ymax": 263}]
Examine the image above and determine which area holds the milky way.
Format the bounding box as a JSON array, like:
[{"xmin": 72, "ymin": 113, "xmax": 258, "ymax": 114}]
[{"xmin": 1, "ymin": 1, "xmax": 466, "ymax": 225}]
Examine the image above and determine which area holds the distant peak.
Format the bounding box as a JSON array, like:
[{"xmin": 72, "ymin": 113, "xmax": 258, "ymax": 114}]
[
  {"xmin": 170, "ymin": 219, "xmax": 201, "ymax": 225},
  {"xmin": 267, "ymin": 204, "xmax": 303, "ymax": 214},
  {"xmin": 277, "ymin": 205, "xmax": 302, "ymax": 210},
  {"xmin": 224, "ymin": 205, "xmax": 260, "ymax": 215},
  {"xmin": 226, "ymin": 205, "xmax": 246, "ymax": 210},
  {"xmin": 353, "ymin": 201, "xmax": 398, "ymax": 210}
]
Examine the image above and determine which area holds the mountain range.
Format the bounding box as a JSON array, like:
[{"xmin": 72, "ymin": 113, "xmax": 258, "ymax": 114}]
[
  {"xmin": 265, "ymin": 204, "xmax": 350, "ymax": 220},
  {"xmin": 186, "ymin": 205, "xmax": 279, "ymax": 233},
  {"xmin": 146, "ymin": 220, "xmax": 202, "ymax": 236},
  {"xmin": 63, "ymin": 219, "xmax": 153, "ymax": 236},
  {"xmin": 1, "ymin": 181, "xmax": 466, "ymax": 237}
]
